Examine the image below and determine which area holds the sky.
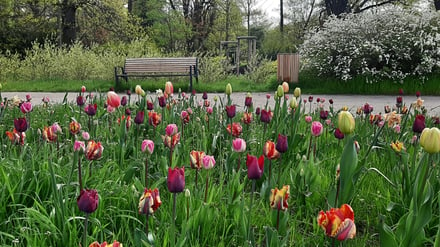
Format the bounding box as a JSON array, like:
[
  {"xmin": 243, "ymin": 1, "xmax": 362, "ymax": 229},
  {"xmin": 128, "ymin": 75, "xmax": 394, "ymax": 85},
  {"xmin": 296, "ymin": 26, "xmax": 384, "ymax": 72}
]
[{"xmin": 255, "ymin": 0, "xmax": 280, "ymax": 23}]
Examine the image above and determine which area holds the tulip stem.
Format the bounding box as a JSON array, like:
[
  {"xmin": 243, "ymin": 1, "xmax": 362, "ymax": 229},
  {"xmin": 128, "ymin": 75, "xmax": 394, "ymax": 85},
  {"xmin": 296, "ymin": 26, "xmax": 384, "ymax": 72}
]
[
  {"xmin": 145, "ymin": 213, "xmax": 149, "ymax": 237},
  {"xmin": 269, "ymin": 159, "xmax": 272, "ymax": 186},
  {"xmin": 83, "ymin": 213, "xmax": 89, "ymax": 247},
  {"xmin": 204, "ymin": 170, "xmax": 209, "ymax": 203},
  {"xmin": 276, "ymin": 208, "xmax": 280, "ymax": 231},
  {"xmin": 248, "ymin": 180, "xmax": 256, "ymax": 243},
  {"xmin": 78, "ymin": 157, "xmax": 83, "ymax": 191},
  {"xmin": 195, "ymin": 169, "xmax": 198, "ymax": 187},
  {"xmin": 145, "ymin": 157, "xmax": 148, "ymax": 188},
  {"xmin": 237, "ymin": 153, "xmax": 241, "ymax": 171},
  {"xmin": 172, "ymin": 192, "xmax": 177, "ymax": 247}
]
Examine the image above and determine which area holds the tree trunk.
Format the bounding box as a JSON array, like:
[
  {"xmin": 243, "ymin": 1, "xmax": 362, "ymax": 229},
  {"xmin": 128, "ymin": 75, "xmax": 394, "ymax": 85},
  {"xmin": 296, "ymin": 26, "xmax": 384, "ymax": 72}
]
[
  {"xmin": 61, "ymin": 0, "xmax": 77, "ymax": 46},
  {"xmin": 128, "ymin": 0, "xmax": 133, "ymax": 13},
  {"xmin": 435, "ymin": 0, "xmax": 440, "ymax": 10},
  {"xmin": 325, "ymin": 0, "xmax": 349, "ymax": 16},
  {"xmin": 225, "ymin": 0, "xmax": 230, "ymax": 41}
]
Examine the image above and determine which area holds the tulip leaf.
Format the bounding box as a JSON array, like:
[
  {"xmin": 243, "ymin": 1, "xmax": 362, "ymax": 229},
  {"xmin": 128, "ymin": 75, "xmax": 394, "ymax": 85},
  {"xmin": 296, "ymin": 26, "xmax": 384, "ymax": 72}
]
[
  {"xmin": 338, "ymin": 136, "xmax": 358, "ymax": 206},
  {"xmin": 379, "ymin": 221, "xmax": 398, "ymax": 247}
]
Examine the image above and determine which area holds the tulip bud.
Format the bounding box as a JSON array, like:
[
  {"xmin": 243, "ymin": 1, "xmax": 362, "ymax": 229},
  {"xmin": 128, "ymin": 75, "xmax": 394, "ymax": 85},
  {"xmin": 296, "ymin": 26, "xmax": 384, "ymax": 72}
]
[
  {"xmin": 232, "ymin": 138, "xmax": 246, "ymax": 152},
  {"xmin": 338, "ymin": 111, "xmax": 355, "ymax": 135},
  {"xmin": 167, "ymin": 167, "xmax": 185, "ymax": 193},
  {"xmin": 282, "ymin": 82, "xmax": 289, "ymax": 93},
  {"xmin": 311, "ymin": 121, "xmax": 323, "ymax": 137},
  {"xmin": 420, "ymin": 127, "xmax": 440, "ymax": 154},
  {"xmin": 275, "ymin": 134, "xmax": 288, "ymax": 153},
  {"xmin": 77, "ymin": 189, "xmax": 99, "ymax": 213},
  {"xmin": 135, "ymin": 85, "xmax": 143, "ymax": 95},
  {"xmin": 185, "ymin": 189, "xmax": 191, "ymax": 197},
  {"xmin": 276, "ymin": 85, "xmax": 284, "ymax": 98},
  {"xmin": 289, "ymin": 97, "xmax": 298, "ymax": 109},
  {"xmin": 141, "ymin": 139, "xmax": 154, "ymax": 154},
  {"xmin": 293, "ymin": 87, "xmax": 301, "ymax": 98},
  {"xmin": 202, "ymin": 155, "xmax": 216, "ymax": 169},
  {"xmin": 225, "ymin": 83, "xmax": 232, "ymax": 95}
]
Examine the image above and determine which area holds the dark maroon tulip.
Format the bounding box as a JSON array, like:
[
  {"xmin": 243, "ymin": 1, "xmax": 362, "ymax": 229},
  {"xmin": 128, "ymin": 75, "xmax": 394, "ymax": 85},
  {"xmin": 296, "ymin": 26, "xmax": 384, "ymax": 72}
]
[
  {"xmin": 109, "ymin": 87, "xmax": 115, "ymax": 92},
  {"xmin": 158, "ymin": 96, "xmax": 166, "ymax": 108},
  {"xmin": 399, "ymin": 88, "xmax": 404, "ymax": 95},
  {"xmin": 316, "ymin": 98, "xmax": 320, "ymax": 103},
  {"xmin": 126, "ymin": 89, "xmax": 131, "ymax": 96},
  {"xmin": 76, "ymin": 95, "xmax": 86, "ymax": 106},
  {"xmin": 320, "ymin": 110, "xmax": 329, "ymax": 120},
  {"xmin": 246, "ymin": 154, "xmax": 264, "ymax": 180},
  {"xmin": 192, "ymin": 89, "xmax": 196, "ymax": 96},
  {"xmin": 416, "ymin": 91, "xmax": 421, "ymax": 98},
  {"xmin": 202, "ymin": 92, "xmax": 208, "ymax": 100},
  {"xmin": 255, "ymin": 107, "xmax": 261, "ymax": 116},
  {"xmin": 276, "ymin": 134, "xmax": 288, "ymax": 153},
  {"xmin": 396, "ymin": 96, "xmax": 403, "ymax": 107},
  {"xmin": 245, "ymin": 96, "xmax": 252, "ymax": 107},
  {"xmin": 334, "ymin": 128, "xmax": 345, "ymax": 140},
  {"xmin": 363, "ymin": 103, "xmax": 373, "ymax": 114},
  {"xmin": 125, "ymin": 108, "xmax": 131, "ymax": 116},
  {"xmin": 433, "ymin": 116, "xmax": 440, "ymax": 125},
  {"xmin": 308, "ymin": 96, "xmax": 313, "ymax": 102},
  {"xmin": 260, "ymin": 109, "xmax": 273, "ymax": 123},
  {"xmin": 225, "ymin": 105, "xmax": 236, "ymax": 119},
  {"xmin": 121, "ymin": 96, "xmax": 127, "ymax": 106},
  {"xmin": 134, "ymin": 111, "xmax": 145, "ymax": 125},
  {"xmin": 77, "ymin": 189, "xmax": 99, "ymax": 213},
  {"xmin": 167, "ymin": 167, "xmax": 185, "ymax": 193},
  {"xmin": 85, "ymin": 104, "xmax": 97, "ymax": 116},
  {"xmin": 147, "ymin": 100, "xmax": 154, "ymax": 111},
  {"xmin": 412, "ymin": 114, "xmax": 425, "ymax": 133},
  {"xmin": 384, "ymin": 105, "xmax": 391, "ymax": 114},
  {"xmin": 329, "ymin": 99, "xmax": 334, "ymax": 105},
  {"xmin": 14, "ymin": 118, "xmax": 28, "ymax": 132}
]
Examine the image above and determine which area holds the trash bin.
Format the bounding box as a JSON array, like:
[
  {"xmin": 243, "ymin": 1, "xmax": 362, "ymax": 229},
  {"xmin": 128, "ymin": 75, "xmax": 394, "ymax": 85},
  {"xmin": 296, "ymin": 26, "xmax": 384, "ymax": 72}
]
[{"xmin": 277, "ymin": 53, "xmax": 299, "ymax": 83}]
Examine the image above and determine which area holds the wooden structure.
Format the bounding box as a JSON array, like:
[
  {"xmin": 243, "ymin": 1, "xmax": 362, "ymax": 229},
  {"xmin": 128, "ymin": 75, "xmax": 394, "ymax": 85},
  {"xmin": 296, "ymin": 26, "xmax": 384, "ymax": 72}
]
[
  {"xmin": 114, "ymin": 57, "xmax": 199, "ymax": 91},
  {"xmin": 277, "ymin": 53, "xmax": 300, "ymax": 83},
  {"xmin": 220, "ymin": 36, "xmax": 257, "ymax": 75}
]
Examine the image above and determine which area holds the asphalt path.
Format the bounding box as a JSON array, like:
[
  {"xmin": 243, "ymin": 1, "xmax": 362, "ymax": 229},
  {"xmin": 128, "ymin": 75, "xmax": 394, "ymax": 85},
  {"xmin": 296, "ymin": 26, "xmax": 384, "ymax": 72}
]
[{"xmin": 3, "ymin": 92, "xmax": 440, "ymax": 116}]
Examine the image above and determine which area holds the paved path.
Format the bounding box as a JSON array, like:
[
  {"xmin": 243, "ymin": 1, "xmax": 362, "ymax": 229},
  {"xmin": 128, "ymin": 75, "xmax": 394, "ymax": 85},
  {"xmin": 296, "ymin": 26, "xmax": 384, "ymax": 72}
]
[{"xmin": 3, "ymin": 92, "xmax": 440, "ymax": 116}]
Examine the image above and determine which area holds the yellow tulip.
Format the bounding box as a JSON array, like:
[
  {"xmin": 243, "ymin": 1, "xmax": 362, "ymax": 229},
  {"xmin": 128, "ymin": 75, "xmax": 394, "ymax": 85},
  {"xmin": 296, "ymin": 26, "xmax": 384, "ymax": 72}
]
[
  {"xmin": 420, "ymin": 127, "xmax": 440, "ymax": 154},
  {"xmin": 338, "ymin": 111, "xmax": 355, "ymax": 135}
]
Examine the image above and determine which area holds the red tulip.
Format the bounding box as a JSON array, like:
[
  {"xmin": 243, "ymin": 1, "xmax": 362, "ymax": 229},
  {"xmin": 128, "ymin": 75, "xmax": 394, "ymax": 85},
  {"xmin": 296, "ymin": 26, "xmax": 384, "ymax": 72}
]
[
  {"xmin": 275, "ymin": 134, "xmax": 288, "ymax": 153},
  {"xmin": 317, "ymin": 204, "xmax": 356, "ymax": 241},
  {"xmin": 138, "ymin": 188, "xmax": 162, "ymax": 215},
  {"xmin": 120, "ymin": 96, "xmax": 127, "ymax": 106},
  {"xmin": 162, "ymin": 133, "xmax": 180, "ymax": 149},
  {"xmin": 85, "ymin": 140, "xmax": 104, "ymax": 160},
  {"xmin": 190, "ymin": 150, "xmax": 205, "ymax": 170},
  {"xmin": 263, "ymin": 141, "xmax": 280, "ymax": 160},
  {"xmin": 134, "ymin": 111, "xmax": 144, "ymax": 125},
  {"xmin": 334, "ymin": 128, "xmax": 345, "ymax": 140},
  {"xmin": 412, "ymin": 114, "xmax": 425, "ymax": 133},
  {"xmin": 226, "ymin": 122, "xmax": 243, "ymax": 137},
  {"xmin": 244, "ymin": 96, "xmax": 252, "ymax": 107},
  {"xmin": 181, "ymin": 110, "xmax": 190, "ymax": 124},
  {"xmin": 260, "ymin": 109, "xmax": 273, "ymax": 123},
  {"xmin": 5, "ymin": 129, "xmax": 26, "ymax": 145},
  {"xmin": 269, "ymin": 185, "xmax": 289, "ymax": 210},
  {"xmin": 241, "ymin": 112, "xmax": 253, "ymax": 125},
  {"xmin": 147, "ymin": 100, "xmax": 154, "ymax": 110},
  {"xmin": 85, "ymin": 104, "xmax": 97, "ymax": 116},
  {"xmin": 158, "ymin": 96, "xmax": 166, "ymax": 108},
  {"xmin": 246, "ymin": 154, "xmax": 264, "ymax": 180},
  {"xmin": 76, "ymin": 95, "xmax": 86, "ymax": 106},
  {"xmin": 148, "ymin": 111, "xmax": 162, "ymax": 127},
  {"xmin": 14, "ymin": 118, "xmax": 28, "ymax": 132},
  {"xmin": 89, "ymin": 240, "xmax": 122, "ymax": 247},
  {"xmin": 106, "ymin": 91, "xmax": 121, "ymax": 108},
  {"xmin": 225, "ymin": 105, "xmax": 236, "ymax": 119},
  {"xmin": 167, "ymin": 167, "xmax": 185, "ymax": 193},
  {"xmin": 77, "ymin": 189, "xmax": 99, "ymax": 213}
]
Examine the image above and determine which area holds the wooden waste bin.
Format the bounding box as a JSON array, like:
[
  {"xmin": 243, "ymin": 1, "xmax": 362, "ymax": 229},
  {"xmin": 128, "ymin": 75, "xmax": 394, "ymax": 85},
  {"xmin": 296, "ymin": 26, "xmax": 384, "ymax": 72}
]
[{"xmin": 277, "ymin": 53, "xmax": 299, "ymax": 83}]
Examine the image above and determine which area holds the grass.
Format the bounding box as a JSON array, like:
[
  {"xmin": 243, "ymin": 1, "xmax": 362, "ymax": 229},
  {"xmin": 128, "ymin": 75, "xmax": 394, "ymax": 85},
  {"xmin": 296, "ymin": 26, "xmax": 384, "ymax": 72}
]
[{"xmin": 1, "ymin": 72, "xmax": 440, "ymax": 96}]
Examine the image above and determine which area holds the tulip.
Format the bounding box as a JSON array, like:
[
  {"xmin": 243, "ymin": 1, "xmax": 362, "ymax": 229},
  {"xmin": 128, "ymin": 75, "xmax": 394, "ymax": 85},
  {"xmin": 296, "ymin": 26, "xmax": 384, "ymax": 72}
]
[
  {"xmin": 141, "ymin": 139, "xmax": 154, "ymax": 154},
  {"xmin": 158, "ymin": 96, "xmax": 166, "ymax": 108},
  {"xmin": 246, "ymin": 154, "xmax": 264, "ymax": 180},
  {"xmin": 329, "ymin": 99, "xmax": 334, "ymax": 104},
  {"xmin": 148, "ymin": 111, "xmax": 162, "ymax": 127},
  {"xmin": 226, "ymin": 122, "xmax": 243, "ymax": 137},
  {"xmin": 245, "ymin": 93, "xmax": 252, "ymax": 107},
  {"xmin": 416, "ymin": 91, "xmax": 421, "ymax": 98},
  {"xmin": 396, "ymin": 96, "xmax": 403, "ymax": 107},
  {"xmin": 70, "ymin": 121, "xmax": 81, "ymax": 135},
  {"xmin": 317, "ymin": 204, "xmax": 356, "ymax": 241},
  {"xmin": 293, "ymin": 87, "xmax": 301, "ymax": 98},
  {"xmin": 204, "ymin": 100, "xmax": 210, "ymax": 108},
  {"xmin": 134, "ymin": 111, "xmax": 145, "ymax": 125},
  {"xmin": 14, "ymin": 118, "xmax": 28, "ymax": 132},
  {"xmin": 120, "ymin": 96, "xmax": 127, "ymax": 106},
  {"xmin": 384, "ymin": 105, "xmax": 391, "ymax": 113},
  {"xmin": 276, "ymin": 85, "xmax": 284, "ymax": 98},
  {"xmin": 167, "ymin": 167, "xmax": 185, "ymax": 193},
  {"xmin": 77, "ymin": 189, "xmax": 99, "ymax": 213},
  {"xmin": 202, "ymin": 92, "xmax": 208, "ymax": 100},
  {"xmin": 82, "ymin": 131, "xmax": 90, "ymax": 141},
  {"xmin": 74, "ymin": 140, "xmax": 85, "ymax": 152},
  {"xmin": 225, "ymin": 105, "xmax": 236, "ymax": 119},
  {"xmin": 138, "ymin": 188, "xmax": 162, "ymax": 215},
  {"xmin": 391, "ymin": 140, "xmax": 405, "ymax": 153},
  {"xmin": 81, "ymin": 86, "xmax": 86, "ymax": 93},
  {"xmin": 263, "ymin": 140, "xmax": 280, "ymax": 160},
  {"xmin": 334, "ymin": 128, "xmax": 345, "ymax": 140},
  {"xmin": 260, "ymin": 109, "xmax": 273, "ymax": 123},
  {"xmin": 190, "ymin": 150, "xmax": 205, "ymax": 170},
  {"xmin": 311, "ymin": 121, "xmax": 323, "ymax": 137},
  {"xmin": 363, "ymin": 103, "xmax": 373, "ymax": 114},
  {"xmin": 275, "ymin": 134, "xmax": 288, "ymax": 153},
  {"xmin": 42, "ymin": 96, "xmax": 50, "ymax": 104},
  {"xmin": 20, "ymin": 102, "xmax": 32, "ymax": 113},
  {"xmin": 399, "ymin": 88, "xmax": 404, "ymax": 95},
  {"xmin": 5, "ymin": 129, "xmax": 26, "ymax": 145},
  {"xmin": 270, "ymin": 185, "xmax": 289, "ymax": 211},
  {"xmin": 255, "ymin": 107, "xmax": 261, "ymax": 116},
  {"xmin": 320, "ymin": 110, "xmax": 329, "ymax": 120},
  {"xmin": 202, "ymin": 155, "xmax": 216, "ymax": 169},
  {"xmin": 147, "ymin": 100, "xmax": 154, "ymax": 110},
  {"xmin": 338, "ymin": 111, "xmax": 355, "ymax": 135},
  {"xmin": 241, "ymin": 112, "xmax": 252, "ymax": 125},
  {"xmin": 181, "ymin": 110, "xmax": 190, "ymax": 124},
  {"xmin": 135, "ymin": 85, "xmax": 143, "ymax": 95},
  {"xmin": 165, "ymin": 81, "xmax": 174, "ymax": 97},
  {"xmin": 42, "ymin": 126, "xmax": 58, "ymax": 142},
  {"xmin": 125, "ymin": 108, "xmax": 132, "ymax": 116},
  {"xmin": 77, "ymin": 95, "xmax": 86, "ymax": 106},
  {"xmin": 106, "ymin": 91, "xmax": 120, "ymax": 108},
  {"xmin": 162, "ymin": 133, "xmax": 180, "ymax": 150},
  {"xmin": 308, "ymin": 96, "xmax": 313, "ymax": 102},
  {"xmin": 85, "ymin": 140, "xmax": 104, "ymax": 160},
  {"xmin": 165, "ymin": 124, "xmax": 178, "ymax": 136},
  {"xmin": 225, "ymin": 83, "xmax": 232, "ymax": 95},
  {"xmin": 232, "ymin": 138, "xmax": 246, "ymax": 152},
  {"xmin": 289, "ymin": 97, "xmax": 298, "ymax": 109},
  {"xmin": 282, "ymin": 81, "xmax": 289, "ymax": 93},
  {"xmin": 305, "ymin": 115, "xmax": 312, "ymax": 123},
  {"xmin": 420, "ymin": 127, "xmax": 440, "ymax": 154},
  {"xmin": 412, "ymin": 114, "xmax": 425, "ymax": 133},
  {"xmin": 89, "ymin": 240, "xmax": 122, "ymax": 247},
  {"xmin": 85, "ymin": 104, "xmax": 97, "ymax": 116}
]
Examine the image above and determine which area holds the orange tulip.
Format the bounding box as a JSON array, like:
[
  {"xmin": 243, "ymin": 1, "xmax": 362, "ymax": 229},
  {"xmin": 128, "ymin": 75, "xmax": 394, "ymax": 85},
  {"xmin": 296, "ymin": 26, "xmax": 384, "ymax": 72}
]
[
  {"xmin": 317, "ymin": 204, "xmax": 356, "ymax": 241},
  {"xmin": 263, "ymin": 141, "xmax": 280, "ymax": 160}
]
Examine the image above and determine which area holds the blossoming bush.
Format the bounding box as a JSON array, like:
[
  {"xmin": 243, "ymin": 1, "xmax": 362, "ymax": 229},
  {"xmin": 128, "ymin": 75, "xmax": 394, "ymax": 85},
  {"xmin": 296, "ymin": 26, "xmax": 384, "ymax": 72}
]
[{"xmin": 300, "ymin": 7, "xmax": 440, "ymax": 82}]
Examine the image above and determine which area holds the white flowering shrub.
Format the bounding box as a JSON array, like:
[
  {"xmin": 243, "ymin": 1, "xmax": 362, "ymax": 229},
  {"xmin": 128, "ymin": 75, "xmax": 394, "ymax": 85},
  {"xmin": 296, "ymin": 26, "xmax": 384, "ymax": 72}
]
[{"xmin": 300, "ymin": 8, "xmax": 440, "ymax": 82}]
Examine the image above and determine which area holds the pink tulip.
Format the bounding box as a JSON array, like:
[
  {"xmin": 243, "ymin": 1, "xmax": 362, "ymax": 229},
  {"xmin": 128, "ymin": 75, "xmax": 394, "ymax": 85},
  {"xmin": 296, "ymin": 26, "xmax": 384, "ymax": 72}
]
[
  {"xmin": 305, "ymin": 116, "xmax": 313, "ymax": 123},
  {"xmin": 232, "ymin": 138, "xmax": 246, "ymax": 152},
  {"xmin": 165, "ymin": 81, "xmax": 174, "ymax": 97},
  {"xmin": 311, "ymin": 121, "xmax": 323, "ymax": 137},
  {"xmin": 82, "ymin": 131, "xmax": 90, "ymax": 141},
  {"xmin": 81, "ymin": 86, "xmax": 86, "ymax": 93},
  {"xmin": 165, "ymin": 124, "xmax": 178, "ymax": 136},
  {"xmin": 106, "ymin": 91, "xmax": 120, "ymax": 108},
  {"xmin": 202, "ymin": 155, "xmax": 216, "ymax": 169},
  {"xmin": 20, "ymin": 102, "xmax": 33, "ymax": 113},
  {"xmin": 141, "ymin": 139, "xmax": 154, "ymax": 154},
  {"xmin": 25, "ymin": 94, "xmax": 32, "ymax": 102},
  {"xmin": 74, "ymin": 140, "xmax": 85, "ymax": 152}
]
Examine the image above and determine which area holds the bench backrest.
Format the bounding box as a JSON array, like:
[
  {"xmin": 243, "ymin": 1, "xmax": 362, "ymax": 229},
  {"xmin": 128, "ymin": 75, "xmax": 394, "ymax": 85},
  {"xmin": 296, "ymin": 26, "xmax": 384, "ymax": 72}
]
[{"xmin": 124, "ymin": 57, "xmax": 198, "ymax": 75}]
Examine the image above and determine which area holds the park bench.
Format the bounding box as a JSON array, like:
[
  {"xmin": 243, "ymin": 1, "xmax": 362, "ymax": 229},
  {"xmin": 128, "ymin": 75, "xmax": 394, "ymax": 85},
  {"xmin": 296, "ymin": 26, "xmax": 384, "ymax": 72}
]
[{"xmin": 114, "ymin": 57, "xmax": 199, "ymax": 91}]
